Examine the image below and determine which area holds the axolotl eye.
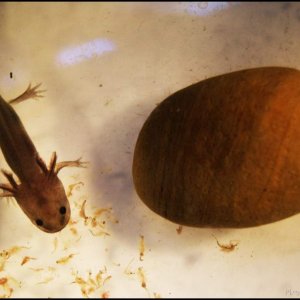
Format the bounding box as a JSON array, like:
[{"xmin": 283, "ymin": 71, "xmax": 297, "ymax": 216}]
[
  {"xmin": 35, "ymin": 219, "xmax": 43, "ymax": 226},
  {"xmin": 59, "ymin": 206, "xmax": 66, "ymax": 215}
]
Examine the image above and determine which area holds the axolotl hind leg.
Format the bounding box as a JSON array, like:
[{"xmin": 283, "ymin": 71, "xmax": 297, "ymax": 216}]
[{"xmin": 8, "ymin": 83, "xmax": 46, "ymax": 105}]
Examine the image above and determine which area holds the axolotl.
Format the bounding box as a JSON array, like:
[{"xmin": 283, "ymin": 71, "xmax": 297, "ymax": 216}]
[{"xmin": 0, "ymin": 84, "xmax": 87, "ymax": 233}]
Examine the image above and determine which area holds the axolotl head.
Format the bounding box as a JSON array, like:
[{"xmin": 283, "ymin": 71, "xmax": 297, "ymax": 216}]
[{"xmin": 14, "ymin": 175, "xmax": 71, "ymax": 233}]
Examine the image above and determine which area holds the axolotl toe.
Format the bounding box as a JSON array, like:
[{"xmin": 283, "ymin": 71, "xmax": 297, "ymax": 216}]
[{"xmin": 0, "ymin": 83, "xmax": 87, "ymax": 233}]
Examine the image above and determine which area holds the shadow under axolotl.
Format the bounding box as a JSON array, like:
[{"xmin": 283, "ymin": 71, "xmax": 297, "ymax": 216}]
[{"xmin": 87, "ymin": 101, "xmax": 232, "ymax": 249}]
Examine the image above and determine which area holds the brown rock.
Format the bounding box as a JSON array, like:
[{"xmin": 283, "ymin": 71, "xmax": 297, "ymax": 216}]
[{"xmin": 132, "ymin": 67, "xmax": 300, "ymax": 228}]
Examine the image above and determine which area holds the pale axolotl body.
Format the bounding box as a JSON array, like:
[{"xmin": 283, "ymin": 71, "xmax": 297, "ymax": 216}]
[{"xmin": 0, "ymin": 84, "xmax": 86, "ymax": 233}]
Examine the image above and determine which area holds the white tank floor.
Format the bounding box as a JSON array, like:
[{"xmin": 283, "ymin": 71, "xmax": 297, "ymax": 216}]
[{"xmin": 0, "ymin": 2, "xmax": 299, "ymax": 298}]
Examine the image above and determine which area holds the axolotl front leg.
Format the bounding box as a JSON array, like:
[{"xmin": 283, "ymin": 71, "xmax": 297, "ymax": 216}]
[{"xmin": 0, "ymin": 83, "xmax": 88, "ymax": 233}]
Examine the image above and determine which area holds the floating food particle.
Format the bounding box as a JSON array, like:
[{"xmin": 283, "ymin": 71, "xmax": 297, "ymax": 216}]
[
  {"xmin": 89, "ymin": 229, "xmax": 110, "ymax": 237},
  {"xmin": 52, "ymin": 237, "xmax": 58, "ymax": 253},
  {"xmin": 29, "ymin": 268, "xmax": 44, "ymax": 272},
  {"xmin": 91, "ymin": 217, "xmax": 99, "ymax": 228},
  {"xmin": 37, "ymin": 277, "xmax": 54, "ymax": 285},
  {"xmin": 76, "ymin": 199, "xmax": 118, "ymax": 237},
  {"xmin": 212, "ymin": 235, "xmax": 239, "ymax": 252},
  {"xmin": 75, "ymin": 276, "xmax": 86, "ymax": 285},
  {"xmin": 95, "ymin": 270, "xmax": 103, "ymax": 286},
  {"xmin": 68, "ymin": 218, "xmax": 78, "ymax": 226},
  {"xmin": 103, "ymin": 275, "xmax": 112, "ymax": 285},
  {"xmin": 56, "ymin": 253, "xmax": 76, "ymax": 265},
  {"xmin": 0, "ymin": 278, "xmax": 8, "ymax": 285},
  {"xmin": 21, "ymin": 256, "xmax": 36, "ymax": 266},
  {"xmin": 79, "ymin": 200, "xmax": 88, "ymax": 221},
  {"xmin": 139, "ymin": 235, "xmax": 145, "ymax": 261},
  {"xmin": 94, "ymin": 208, "xmax": 111, "ymax": 217},
  {"xmin": 124, "ymin": 258, "xmax": 135, "ymax": 275},
  {"xmin": 87, "ymin": 286, "xmax": 95, "ymax": 294},
  {"xmin": 0, "ymin": 246, "xmax": 29, "ymax": 271},
  {"xmin": 0, "ymin": 246, "xmax": 28, "ymax": 259},
  {"xmin": 137, "ymin": 267, "xmax": 147, "ymax": 289},
  {"xmin": 87, "ymin": 272, "xmax": 97, "ymax": 286},
  {"xmin": 0, "ymin": 276, "xmax": 20, "ymax": 298},
  {"xmin": 101, "ymin": 291, "xmax": 109, "ymax": 298},
  {"xmin": 81, "ymin": 287, "xmax": 89, "ymax": 298},
  {"xmin": 67, "ymin": 181, "xmax": 84, "ymax": 197},
  {"xmin": 69, "ymin": 227, "xmax": 78, "ymax": 236},
  {"xmin": 72, "ymin": 268, "xmax": 110, "ymax": 298}
]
